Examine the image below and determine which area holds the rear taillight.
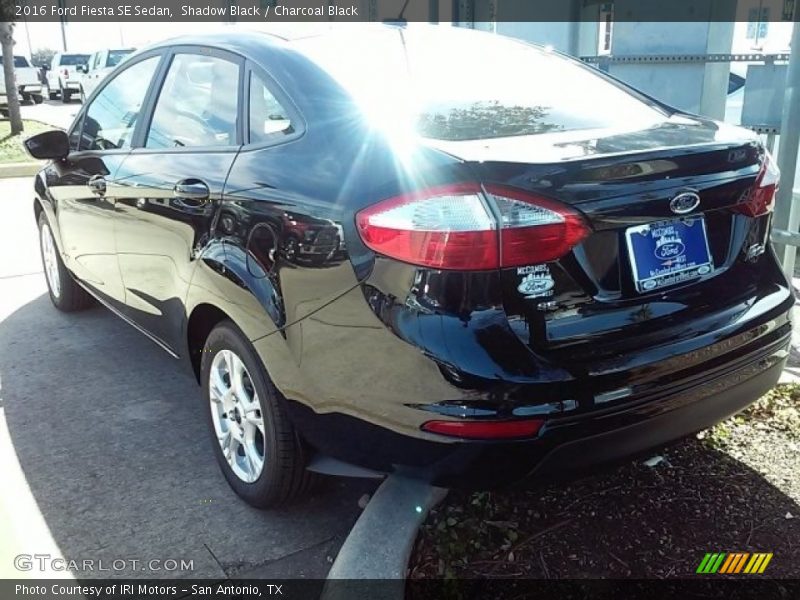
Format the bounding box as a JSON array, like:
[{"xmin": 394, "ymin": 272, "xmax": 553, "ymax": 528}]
[
  {"xmin": 488, "ymin": 184, "xmax": 591, "ymax": 266},
  {"xmin": 63, "ymin": 68, "xmax": 69, "ymax": 78},
  {"xmin": 733, "ymin": 153, "xmax": 779, "ymax": 217},
  {"xmin": 356, "ymin": 183, "xmax": 590, "ymax": 270}
]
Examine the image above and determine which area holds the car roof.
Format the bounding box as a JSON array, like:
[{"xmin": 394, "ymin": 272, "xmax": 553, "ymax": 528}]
[{"xmin": 142, "ymin": 22, "xmax": 469, "ymax": 58}]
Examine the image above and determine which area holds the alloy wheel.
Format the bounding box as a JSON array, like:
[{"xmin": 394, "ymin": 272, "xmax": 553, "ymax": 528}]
[{"xmin": 208, "ymin": 349, "xmax": 266, "ymax": 483}]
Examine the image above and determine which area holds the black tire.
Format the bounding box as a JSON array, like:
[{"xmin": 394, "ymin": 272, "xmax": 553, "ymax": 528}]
[
  {"xmin": 201, "ymin": 321, "xmax": 315, "ymax": 508},
  {"xmin": 37, "ymin": 212, "xmax": 94, "ymax": 312},
  {"xmin": 21, "ymin": 93, "xmax": 31, "ymax": 105},
  {"xmin": 33, "ymin": 94, "xmax": 44, "ymax": 104},
  {"xmin": 48, "ymin": 89, "xmax": 57, "ymax": 100}
]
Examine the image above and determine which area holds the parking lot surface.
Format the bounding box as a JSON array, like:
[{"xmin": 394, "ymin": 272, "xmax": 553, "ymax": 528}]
[
  {"xmin": 0, "ymin": 177, "xmax": 376, "ymax": 579},
  {"xmin": 20, "ymin": 97, "xmax": 81, "ymax": 130}
]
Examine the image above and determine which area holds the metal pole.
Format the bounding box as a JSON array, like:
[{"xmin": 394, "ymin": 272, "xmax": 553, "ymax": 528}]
[
  {"xmin": 774, "ymin": 20, "xmax": 800, "ymax": 276},
  {"xmin": 22, "ymin": 12, "xmax": 33, "ymax": 57},
  {"xmin": 58, "ymin": 0, "xmax": 67, "ymax": 51},
  {"xmin": 428, "ymin": 0, "xmax": 438, "ymax": 23}
]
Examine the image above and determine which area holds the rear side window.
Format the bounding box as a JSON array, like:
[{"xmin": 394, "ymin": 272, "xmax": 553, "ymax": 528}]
[
  {"xmin": 146, "ymin": 53, "xmax": 240, "ymax": 149},
  {"xmin": 248, "ymin": 72, "xmax": 293, "ymax": 143},
  {"xmin": 297, "ymin": 27, "xmax": 665, "ymax": 142},
  {"xmin": 78, "ymin": 56, "xmax": 160, "ymax": 151}
]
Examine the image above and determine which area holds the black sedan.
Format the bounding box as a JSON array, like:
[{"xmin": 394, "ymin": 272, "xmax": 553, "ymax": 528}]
[{"xmin": 25, "ymin": 24, "xmax": 792, "ymax": 508}]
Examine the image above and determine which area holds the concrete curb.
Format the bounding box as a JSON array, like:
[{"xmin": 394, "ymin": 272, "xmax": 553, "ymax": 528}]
[
  {"xmin": 0, "ymin": 162, "xmax": 40, "ymax": 178},
  {"xmin": 322, "ymin": 475, "xmax": 448, "ymax": 599}
]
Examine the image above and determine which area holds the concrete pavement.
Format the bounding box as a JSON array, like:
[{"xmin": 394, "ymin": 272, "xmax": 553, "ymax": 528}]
[{"xmin": 0, "ymin": 177, "xmax": 377, "ymax": 580}]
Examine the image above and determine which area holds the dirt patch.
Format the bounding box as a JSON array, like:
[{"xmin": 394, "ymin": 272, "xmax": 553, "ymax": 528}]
[{"xmin": 410, "ymin": 384, "xmax": 800, "ymax": 579}]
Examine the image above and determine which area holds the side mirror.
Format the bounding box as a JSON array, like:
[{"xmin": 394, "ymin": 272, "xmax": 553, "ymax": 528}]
[{"xmin": 24, "ymin": 130, "xmax": 70, "ymax": 160}]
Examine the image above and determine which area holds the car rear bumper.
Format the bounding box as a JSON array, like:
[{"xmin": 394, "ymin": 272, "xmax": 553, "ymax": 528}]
[
  {"xmin": 526, "ymin": 338, "xmax": 788, "ymax": 481},
  {"xmin": 19, "ymin": 84, "xmax": 41, "ymax": 94}
]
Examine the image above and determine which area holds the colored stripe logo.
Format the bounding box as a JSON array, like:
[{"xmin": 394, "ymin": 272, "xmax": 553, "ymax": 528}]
[{"xmin": 697, "ymin": 552, "xmax": 773, "ymax": 574}]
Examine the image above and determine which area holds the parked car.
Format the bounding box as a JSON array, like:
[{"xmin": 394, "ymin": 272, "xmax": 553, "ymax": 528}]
[
  {"xmin": 25, "ymin": 26, "xmax": 792, "ymax": 508},
  {"xmin": 46, "ymin": 52, "xmax": 89, "ymax": 102},
  {"xmin": 0, "ymin": 55, "xmax": 44, "ymax": 104},
  {"xmin": 77, "ymin": 48, "xmax": 135, "ymax": 102}
]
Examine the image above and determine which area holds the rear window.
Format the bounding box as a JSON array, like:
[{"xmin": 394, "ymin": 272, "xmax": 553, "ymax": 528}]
[
  {"xmin": 59, "ymin": 54, "xmax": 89, "ymax": 66},
  {"xmin": 297, "ymin": 26, "xmax": 665, "ymax": 141},
  {"xmin": 728, "ymin": 72, "xmax": 746, "ymax": 94},
  {"xmin": 0, "ymin": 56, "xmax": 31, "ymax": 67}
]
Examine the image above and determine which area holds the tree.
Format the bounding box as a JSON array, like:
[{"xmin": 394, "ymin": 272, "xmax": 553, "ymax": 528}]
[
  {"xmin": 31, "ymin": 48, "xmax": 56, "ymax": 69},
  {"xmin": 0, "ymin": 21, "xmax": 22, "ymax": 134},
  {"xmin": 417, "ymin": 101, "xmax": 561, "ymax": 141}
]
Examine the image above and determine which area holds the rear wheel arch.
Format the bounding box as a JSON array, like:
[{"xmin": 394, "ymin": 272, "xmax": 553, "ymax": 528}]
[
  {"xmin": 186, "ymin": 303, "xmax": 231, "ymax": 383},
  {"xmin": 184, "ymin": 244, "xmax": 286, "ymax": 381}
]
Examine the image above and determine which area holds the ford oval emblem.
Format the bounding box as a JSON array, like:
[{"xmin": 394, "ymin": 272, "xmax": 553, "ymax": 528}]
[
  {"xmin": 518, "ymin": 275, "xmax": 554, "ymax": 296},
  {"xmin": 654, "ymin": 240, "xmax": 685, "ymax": 260},
  {"xmin": 670, "ymin": 192, "xmax": 700, "ymax": 215}
]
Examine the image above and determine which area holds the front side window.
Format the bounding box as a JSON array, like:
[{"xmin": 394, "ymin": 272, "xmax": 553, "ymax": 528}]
[
  {"xmin": 78, "ymin": 56, "xmax": 160, "ymax": 151},
  {"xmin": 146, "ymin": 53, "xmax": 240, "ymax": 149},
  {"xmin": 248, "ymin": 72, "xmax": 293, "ymax": 144}
]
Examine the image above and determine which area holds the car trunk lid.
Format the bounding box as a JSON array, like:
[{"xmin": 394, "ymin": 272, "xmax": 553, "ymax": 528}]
[{"xmin": 431, "ymin": 114, "xmax": 772, "ymax": 361}]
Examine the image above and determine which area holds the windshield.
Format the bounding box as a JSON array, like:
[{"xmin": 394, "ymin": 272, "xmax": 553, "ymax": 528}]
[
  {"xmin": 296, "ymin": 26, "xmax": 665, "ymax": 142},
  {"xmin": 108, "ymin": 50, "xmax": 134, "ymax": 67},
  {"xmin": 59, "ymin": 54, "xmax": 89, "ymax": 66}
]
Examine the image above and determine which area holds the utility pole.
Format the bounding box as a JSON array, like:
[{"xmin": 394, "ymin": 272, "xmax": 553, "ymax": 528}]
[
  {"xmin": 773, "ymin": 20, "xmax": 800, "ymax": 275},
  {"xmin": 58, "ymin": 0, "xmax": 67, "ymax": 51},
  {"xmin": 22, "ymin": 14, "xmax": 32, "ymax": 56}
]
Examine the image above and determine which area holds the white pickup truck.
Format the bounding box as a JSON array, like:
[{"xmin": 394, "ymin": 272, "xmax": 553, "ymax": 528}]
[
  {"xmin": 77, "ymin": 48, "xmax": 135, "ymax": 101},
  {"xmin": 47, "ymin": 52, "xmax": 90, "ymax": 103},
  {"xmin": 0, "ymin": 55, "xmax": 44, "ymax": 106}
]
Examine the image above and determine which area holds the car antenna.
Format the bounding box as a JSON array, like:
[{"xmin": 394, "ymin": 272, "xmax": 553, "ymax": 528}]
[{"xmin": 383, "ymin": 0, "xmax": 409, "ymax": 25}]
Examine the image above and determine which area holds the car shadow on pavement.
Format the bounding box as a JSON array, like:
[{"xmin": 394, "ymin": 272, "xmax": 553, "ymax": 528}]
[
  {"xmin": 0, "ymin": 292, "xmax": 378, "ymax": 579},
  {"xmin": 412, "ymin": 434, "xmax": 800, "ymax": 579}
]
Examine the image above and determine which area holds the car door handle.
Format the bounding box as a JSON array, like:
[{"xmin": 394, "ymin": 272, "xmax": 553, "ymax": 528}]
[
  {"xmin": 173, "ymin": 179, "xmax": 210, "ymax": 205},
  {"xmin": 88, "ymin": 175, "xmax": 106, "ymax": 196}
]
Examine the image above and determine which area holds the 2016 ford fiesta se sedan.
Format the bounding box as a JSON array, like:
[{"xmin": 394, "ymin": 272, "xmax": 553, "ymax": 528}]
[{"xmin": 25, "ymin": 24, "xmax": 793, "ymax": 508}]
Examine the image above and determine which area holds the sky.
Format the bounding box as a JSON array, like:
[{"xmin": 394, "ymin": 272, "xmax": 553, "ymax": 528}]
[{"xmin": 10, "ymin": 20, "xmax": 795, "ymax": 59}]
